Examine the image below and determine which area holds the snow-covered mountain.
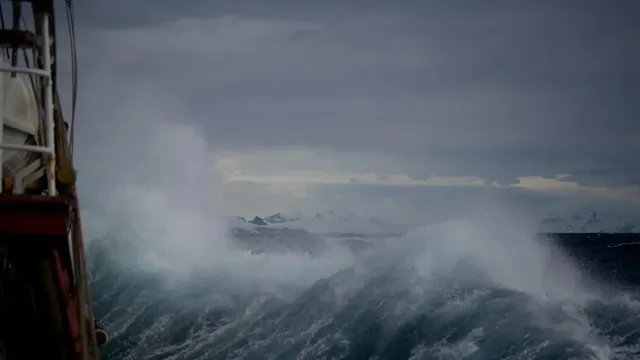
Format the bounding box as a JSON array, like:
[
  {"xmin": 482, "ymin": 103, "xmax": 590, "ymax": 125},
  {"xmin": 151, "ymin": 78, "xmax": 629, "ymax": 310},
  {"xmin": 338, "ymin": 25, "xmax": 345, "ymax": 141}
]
[
  {"xmin": 230, "ymin": 211, "xmax": 406, "ymax": 235},
  {"xmin": 538, "ymin": 211, "xmax": 638, "ymax": 233},
  {"xmin": 229, "ymin": 210, "xmax": 638, "ymax": 236},
  {"xmin": 228, "ymin": 211, "xmax": 399, "ymax": 256},
  {"xmin": 263, "ymin": 212, "xmax": 301, "ymax": 223}
]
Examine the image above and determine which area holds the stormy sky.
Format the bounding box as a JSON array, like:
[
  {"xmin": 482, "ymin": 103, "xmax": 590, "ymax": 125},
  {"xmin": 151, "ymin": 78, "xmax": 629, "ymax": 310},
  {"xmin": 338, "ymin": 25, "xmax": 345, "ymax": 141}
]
[{"xmin": 61, "ymin": 0, "xmax": 640, "ymax": 220}]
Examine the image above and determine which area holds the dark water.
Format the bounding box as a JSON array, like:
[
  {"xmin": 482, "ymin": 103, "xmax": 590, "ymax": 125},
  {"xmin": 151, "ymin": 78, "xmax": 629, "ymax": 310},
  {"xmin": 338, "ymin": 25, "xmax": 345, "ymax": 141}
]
[{"xmin": 90, "ymin": 232, "xmax": 640, "ymax": 360}]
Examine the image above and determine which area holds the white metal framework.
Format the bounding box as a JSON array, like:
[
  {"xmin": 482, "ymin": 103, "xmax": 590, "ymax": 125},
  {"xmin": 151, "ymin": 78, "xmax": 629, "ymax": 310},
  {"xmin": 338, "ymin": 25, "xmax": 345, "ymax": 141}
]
[
  {"xmin": 0, "ymin": 2, "xmax": 103, "ymax": 359},
  {"xmin": 0, "ymin": 14, "xmax": 56, "ymax": 196}
]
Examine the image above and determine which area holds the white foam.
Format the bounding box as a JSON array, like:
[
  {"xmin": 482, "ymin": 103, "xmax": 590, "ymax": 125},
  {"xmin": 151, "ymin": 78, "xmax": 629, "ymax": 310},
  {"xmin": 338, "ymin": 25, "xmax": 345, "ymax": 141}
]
[{"xmin": 82, "ymin": 117, "xmax": 355, "ymax": 293}]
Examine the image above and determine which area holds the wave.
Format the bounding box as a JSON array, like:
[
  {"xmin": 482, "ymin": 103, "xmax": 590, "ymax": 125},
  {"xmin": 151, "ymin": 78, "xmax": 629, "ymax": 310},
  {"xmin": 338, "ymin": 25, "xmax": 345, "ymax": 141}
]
[
  {"xmin": 88, "ymin": 212, "xmax": 640, "ymax": 359},
  {"xmin": 76, "ymin": 113, "xmax": 640, "ymax": 359}
]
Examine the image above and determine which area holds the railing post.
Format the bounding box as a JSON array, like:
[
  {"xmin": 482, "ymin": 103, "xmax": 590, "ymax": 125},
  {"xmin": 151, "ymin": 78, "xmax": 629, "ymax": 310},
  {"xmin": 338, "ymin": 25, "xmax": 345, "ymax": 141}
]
[
  {"xmin": 0, "ymin": 16, "xmax": 57, "ymax": 196},
  {"xmin": 42, "ymin": 14, "xmax": 56, "ymax": 196}
]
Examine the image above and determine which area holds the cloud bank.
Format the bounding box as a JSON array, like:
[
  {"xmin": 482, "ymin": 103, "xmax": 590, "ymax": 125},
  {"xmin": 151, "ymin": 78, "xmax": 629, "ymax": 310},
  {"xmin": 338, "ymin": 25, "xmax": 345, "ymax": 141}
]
[{"xmin": 57, "ymin": 1, "xmax": 640, "ymax": 219}]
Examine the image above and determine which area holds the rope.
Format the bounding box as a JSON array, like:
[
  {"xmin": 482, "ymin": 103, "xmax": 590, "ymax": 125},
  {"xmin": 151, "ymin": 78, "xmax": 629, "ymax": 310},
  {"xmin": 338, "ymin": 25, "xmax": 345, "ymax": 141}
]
[{"xmin": 65, "ymin": 0, "xmax": 78, "ymax": 156}]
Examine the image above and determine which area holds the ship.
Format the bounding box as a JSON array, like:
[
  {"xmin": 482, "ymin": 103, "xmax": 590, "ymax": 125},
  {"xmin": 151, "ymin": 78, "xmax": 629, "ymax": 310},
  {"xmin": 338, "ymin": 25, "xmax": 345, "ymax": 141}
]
[{"xmin": 0, "ymin": 0, "xmax": 108, "ymax": 359}]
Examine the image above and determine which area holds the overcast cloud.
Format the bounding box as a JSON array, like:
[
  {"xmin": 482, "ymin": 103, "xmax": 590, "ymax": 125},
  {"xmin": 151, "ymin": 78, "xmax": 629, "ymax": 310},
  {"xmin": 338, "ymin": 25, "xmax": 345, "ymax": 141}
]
[{"xmin": 60, "ymin": 0, "xmax": 640, "ymax": 219}]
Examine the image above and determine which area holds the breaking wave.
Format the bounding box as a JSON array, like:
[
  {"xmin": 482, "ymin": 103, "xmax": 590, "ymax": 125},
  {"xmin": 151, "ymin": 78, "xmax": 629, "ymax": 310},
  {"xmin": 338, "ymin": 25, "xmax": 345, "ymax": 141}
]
[
  {"xmin": 87, "ymin": 209, "xmax": 640, "ymax": 360},
  {"xmin": 78, "ymin": 117, "xmax": 640, "ymax": 359}
]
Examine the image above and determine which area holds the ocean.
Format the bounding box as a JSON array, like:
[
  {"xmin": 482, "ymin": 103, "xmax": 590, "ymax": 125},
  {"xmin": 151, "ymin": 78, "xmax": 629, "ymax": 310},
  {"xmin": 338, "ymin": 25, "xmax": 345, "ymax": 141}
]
[{"xmin": 89, "ymin": 224, "xmax": 640, "ymax": 360}]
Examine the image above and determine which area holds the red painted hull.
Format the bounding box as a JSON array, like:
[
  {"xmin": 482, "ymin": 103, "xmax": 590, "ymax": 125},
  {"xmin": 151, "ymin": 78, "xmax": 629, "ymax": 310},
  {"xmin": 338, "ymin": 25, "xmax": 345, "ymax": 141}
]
[
  {"xmin": 0, "ymin": 194, "xmax": 70, "ymax": 236},
  {"xmin": 0, "ymin": 194, "xmax": 95, "ymax": 360}
]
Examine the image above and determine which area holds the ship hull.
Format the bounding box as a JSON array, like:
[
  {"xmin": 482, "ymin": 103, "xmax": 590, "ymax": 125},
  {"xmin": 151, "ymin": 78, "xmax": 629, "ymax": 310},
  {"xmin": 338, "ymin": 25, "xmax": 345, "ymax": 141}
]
[
  {"xmin": 0, "ymin": 195, "xmax": 92, "ymax": 360},
  {"xmin": 0, "ymin": 0, "xmax": 106, "ymax": 358}
]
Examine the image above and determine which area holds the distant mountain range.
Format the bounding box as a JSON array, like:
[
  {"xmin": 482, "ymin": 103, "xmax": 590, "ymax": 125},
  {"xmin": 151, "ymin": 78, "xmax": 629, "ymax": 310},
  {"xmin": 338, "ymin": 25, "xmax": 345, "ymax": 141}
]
[
  {"xmin": 538, "ymin": 211, "xmax": 638, "ymax": 233},
  {"xmin": 231, "ymin": 211, "xmax": 406, "ymax": 236},
  {"xmin": 228, "ymin": 211, "xmax": 398, "ymax": 257},
  {"xmin": 230, "ymin": 210, "xmax": 639, "ymax": 234},
  {"xmin": 225, "ymin": 210, "xmax": 638, "ymax": 257}
]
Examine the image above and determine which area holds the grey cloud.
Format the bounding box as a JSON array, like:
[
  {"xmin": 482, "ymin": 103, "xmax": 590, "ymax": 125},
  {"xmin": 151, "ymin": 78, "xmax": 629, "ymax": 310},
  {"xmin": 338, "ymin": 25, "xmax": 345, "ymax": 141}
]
[
  {"xmin": 305, "ymin": 182, "xmax": 640, "ymax": 225},
  {"xmin": 67, "ymin": 0, "xmax": 640, "ymax": 187},
  {"xmin": 563, "ymin": 160, "xmax": 640, "ymax": 187}
]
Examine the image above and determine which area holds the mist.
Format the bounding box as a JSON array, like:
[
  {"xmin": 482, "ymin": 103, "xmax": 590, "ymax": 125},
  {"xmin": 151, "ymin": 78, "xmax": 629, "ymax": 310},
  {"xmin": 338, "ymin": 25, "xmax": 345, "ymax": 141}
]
[{"xmin": 61, "ymin": 3, "xmax": 640, "ymax": 359}]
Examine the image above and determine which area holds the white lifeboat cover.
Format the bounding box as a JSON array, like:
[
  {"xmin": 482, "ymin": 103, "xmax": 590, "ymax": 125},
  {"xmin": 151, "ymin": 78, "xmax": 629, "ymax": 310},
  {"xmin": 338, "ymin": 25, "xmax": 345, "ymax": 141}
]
[{"xmin": 1, "ymin": 54, "xmax": 41, "ymax": 174}]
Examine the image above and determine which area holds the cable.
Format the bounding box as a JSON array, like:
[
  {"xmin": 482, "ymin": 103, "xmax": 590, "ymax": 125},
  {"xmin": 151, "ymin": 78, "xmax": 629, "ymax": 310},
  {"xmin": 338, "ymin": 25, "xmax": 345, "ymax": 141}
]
[{"xmin": 65, "ymin": 0, "xmax": 78, "ymax": 155}]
